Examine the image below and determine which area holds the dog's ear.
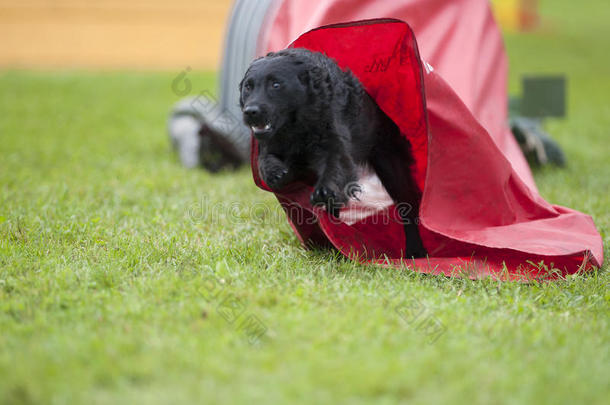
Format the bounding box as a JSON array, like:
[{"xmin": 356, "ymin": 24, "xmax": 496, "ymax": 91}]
[
  {"xmin": 238, "ymin": 66, "xmax": 253, "ymax": 109},
  {"xmin": 238, "ymin": 77, "xmax": 245, "ymax": 108},
  {"xmin": 298, "ymin": 66, "xmax": 324, "ymax": 97}
]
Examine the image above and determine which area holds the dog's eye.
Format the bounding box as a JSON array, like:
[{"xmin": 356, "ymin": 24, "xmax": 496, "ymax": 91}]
[
  {"xmin": 272, "ymin": 82, "xmax": 281, "ymax": 89},
  {"xmin": 243, "ymin": 82, "xmax": 253, "ymax": 92}
]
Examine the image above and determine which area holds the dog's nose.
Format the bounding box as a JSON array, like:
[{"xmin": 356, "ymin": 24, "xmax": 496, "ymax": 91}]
[{"xmin": 243, "ymin": 105, "xmax": 261, "ymax": 119}]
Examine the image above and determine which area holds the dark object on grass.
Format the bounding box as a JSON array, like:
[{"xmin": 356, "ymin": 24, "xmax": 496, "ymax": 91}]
[
  {"xmin": 168, "ymin": 97, "xmax": 247, "ymax": 172},
  {"xmin": 240, "ymin": 48, "xmax": 426, "ymax": 258},
  {"xmin": 509, "ymin": 75, "xmax": 567, "ymax": 167},
  {"xmin": 511, "ymin": 116, "xmax": 567, "ymax": 167},
  {"xmin": 521, "ymin": 76, "xmax": 566, "ymax": 119},
  {"xmin": 198, "ymin": 122, "xmax": 244, "ymax": 173}
]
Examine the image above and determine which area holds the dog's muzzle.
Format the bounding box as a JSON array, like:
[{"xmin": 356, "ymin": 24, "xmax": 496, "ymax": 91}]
[{"xmin": 243, "ymin": 105, "xmax": 274, "ymax": 138}]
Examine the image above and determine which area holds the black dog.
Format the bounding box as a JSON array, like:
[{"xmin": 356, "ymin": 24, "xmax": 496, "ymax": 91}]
[{"xmin": 240, "ymin": 48, "xmax": 426, "ymax": 258}]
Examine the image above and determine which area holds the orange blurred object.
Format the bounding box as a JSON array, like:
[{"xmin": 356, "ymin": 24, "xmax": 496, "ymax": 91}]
[
  {"xmin": 491, "ymin": 0, "xmax": 540, "ymax": 31},
  {"xmin": 0, "ymin": 0, "xmax": 233, "ymax": 70}
]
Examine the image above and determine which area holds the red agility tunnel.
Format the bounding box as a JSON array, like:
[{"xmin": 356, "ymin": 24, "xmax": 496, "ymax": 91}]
[{"xmin": 251, "ymin": 15, "xmax": 603, "ymax": 279}]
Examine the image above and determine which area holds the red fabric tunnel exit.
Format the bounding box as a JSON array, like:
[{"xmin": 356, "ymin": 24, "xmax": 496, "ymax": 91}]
[{"xmin": 250, "ymin": 17, "xmax": 603, "ymax": 280}]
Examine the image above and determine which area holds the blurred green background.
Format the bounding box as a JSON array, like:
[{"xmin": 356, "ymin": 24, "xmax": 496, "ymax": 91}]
[{"xmin": 0, "ymin": 1, "xmax": 608, "ymax": 404}]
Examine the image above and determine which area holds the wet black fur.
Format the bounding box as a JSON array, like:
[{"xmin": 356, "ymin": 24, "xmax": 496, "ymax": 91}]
[{"xmin": 240, "ymin": 48, "xmax": 425, "ymax": 258}]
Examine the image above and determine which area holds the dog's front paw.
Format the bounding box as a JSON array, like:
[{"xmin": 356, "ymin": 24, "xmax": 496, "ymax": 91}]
[
  {"xmin": 260, "ymin": 162, "xmax": 289, "ymax": 190},
  {"xmin": 310, "ymin": 184, "xmax": 347, "ymax": 218},
  {"xmin": 265, "ymin": 167, "xmax": 289, "ymax": 190}
]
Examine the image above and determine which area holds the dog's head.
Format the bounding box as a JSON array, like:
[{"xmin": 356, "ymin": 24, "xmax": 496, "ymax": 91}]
[{"xmin": 240, "ymin": 48, "xmax": 325, "ymax": 141}]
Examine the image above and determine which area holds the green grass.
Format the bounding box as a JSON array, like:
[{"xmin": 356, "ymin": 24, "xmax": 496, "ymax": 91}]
[{"xmin": 1, "ymin": 1, "xmax": 609, "ymax": 404}]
